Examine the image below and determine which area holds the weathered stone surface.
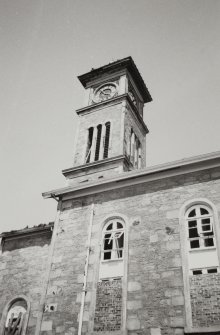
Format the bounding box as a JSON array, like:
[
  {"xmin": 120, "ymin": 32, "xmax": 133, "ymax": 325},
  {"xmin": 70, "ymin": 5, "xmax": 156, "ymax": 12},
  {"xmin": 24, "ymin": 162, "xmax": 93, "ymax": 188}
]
[{"xmin": 1, "ymin": 164, "xmax": 220, "ymax": 335}]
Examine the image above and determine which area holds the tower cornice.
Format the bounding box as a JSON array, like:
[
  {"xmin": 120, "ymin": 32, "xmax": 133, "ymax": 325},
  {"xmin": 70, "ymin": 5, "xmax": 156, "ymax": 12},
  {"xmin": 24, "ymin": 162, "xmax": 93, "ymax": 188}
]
[
  {"xmin": 76, "ymin": 93, "xmax": 149, "ymax": 134},
  {"xmin": 78, "ymin": 57, "xmax": 152, "ymax": 103}
]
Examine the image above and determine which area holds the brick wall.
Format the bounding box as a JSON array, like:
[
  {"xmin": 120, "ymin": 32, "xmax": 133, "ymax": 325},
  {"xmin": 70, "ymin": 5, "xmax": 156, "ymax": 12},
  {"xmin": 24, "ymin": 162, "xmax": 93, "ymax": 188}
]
[
  {"xmin": 94, "ymin": 279, "xmax": 122, "ymax": 332},
  {"xmin": 190, "ymin": 273, "xmax": 220, "ymax": 327}
]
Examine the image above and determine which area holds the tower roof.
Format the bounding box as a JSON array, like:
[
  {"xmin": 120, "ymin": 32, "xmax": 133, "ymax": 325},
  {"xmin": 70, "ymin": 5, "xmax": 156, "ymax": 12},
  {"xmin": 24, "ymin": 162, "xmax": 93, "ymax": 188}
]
[{"xmin": 78, "ymin": 56, "xmax": 152, "ymax": 103}]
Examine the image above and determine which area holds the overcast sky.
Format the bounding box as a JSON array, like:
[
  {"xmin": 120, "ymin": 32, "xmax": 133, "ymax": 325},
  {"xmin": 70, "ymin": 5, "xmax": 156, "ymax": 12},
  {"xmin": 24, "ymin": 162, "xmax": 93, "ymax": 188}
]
[{"xmin": 0, "ymin": 0, "xmax": 220, "ymax": 233}]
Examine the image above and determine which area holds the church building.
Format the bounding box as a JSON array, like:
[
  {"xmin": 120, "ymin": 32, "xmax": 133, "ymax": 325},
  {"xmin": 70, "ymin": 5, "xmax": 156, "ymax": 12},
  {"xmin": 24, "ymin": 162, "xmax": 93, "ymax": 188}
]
[{"xmin": 1, "ymin": 57, "xmax": 220, "ymax": 335}]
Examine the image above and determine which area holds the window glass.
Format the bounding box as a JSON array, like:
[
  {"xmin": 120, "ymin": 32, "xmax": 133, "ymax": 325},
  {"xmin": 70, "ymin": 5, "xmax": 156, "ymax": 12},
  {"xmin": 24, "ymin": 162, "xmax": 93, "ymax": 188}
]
[
  {"xmin": 186, "ymin": 205, "xmax": 214, "ymax": 249},
  {"xmin": 102, "ymin": 220, "xmax": 124, "ymax": 261},
  {"xmin": 5, "ymin": 300, "xmax": 27, "ymax": 335}
]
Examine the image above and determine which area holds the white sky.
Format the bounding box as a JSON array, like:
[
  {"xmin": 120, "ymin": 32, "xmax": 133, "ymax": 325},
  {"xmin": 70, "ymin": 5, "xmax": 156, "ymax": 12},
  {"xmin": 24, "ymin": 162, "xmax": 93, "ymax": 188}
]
[{"xmin": 0, "ymin": 0, "xmax": 220, "ymax": 233}]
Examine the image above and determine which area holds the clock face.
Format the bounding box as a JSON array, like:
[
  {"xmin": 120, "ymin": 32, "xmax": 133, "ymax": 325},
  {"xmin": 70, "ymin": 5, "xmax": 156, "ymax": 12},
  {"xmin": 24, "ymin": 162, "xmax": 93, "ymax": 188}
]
[{"xmin": 93, "ymin": 83, "xmax": 118, "ymax": 103}]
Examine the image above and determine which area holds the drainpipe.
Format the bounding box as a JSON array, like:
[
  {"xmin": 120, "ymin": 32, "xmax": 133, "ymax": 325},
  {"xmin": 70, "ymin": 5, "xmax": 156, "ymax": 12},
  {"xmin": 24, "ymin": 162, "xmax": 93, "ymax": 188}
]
[
  {"xmin": 35, "ymin": 200, "xmax": 62, "ymax": 335},
  {"xmin": 78, "ymin": 203, "xmax": 94, "ymax": 335}
]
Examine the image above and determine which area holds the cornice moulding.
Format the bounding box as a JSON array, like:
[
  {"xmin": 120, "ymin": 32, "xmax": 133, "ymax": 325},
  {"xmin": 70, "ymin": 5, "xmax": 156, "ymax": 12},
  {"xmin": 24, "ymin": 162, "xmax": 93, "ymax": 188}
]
[
  {"xmin": 76, "ymin": 94, "xmax": 148, "ymax": 134},
  {"xmin": 42, "ymin": 151, "xmax": 220, "ymax": 200}
]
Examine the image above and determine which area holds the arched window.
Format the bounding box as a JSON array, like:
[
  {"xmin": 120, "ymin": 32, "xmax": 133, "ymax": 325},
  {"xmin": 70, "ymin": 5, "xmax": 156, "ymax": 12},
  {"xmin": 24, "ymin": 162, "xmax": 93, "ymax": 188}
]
[
  {"xmin": 85, "ymin": 127, "xmax": 94, "ymax": 163},
  {"xmin": 4, "ymin": 299, "xmax": 28, "ymax": 335},
  {"xmin": 102, "ymin": 220, "xmax": 124, "ymax": 261},
  {"xmin": 186, "ymin": 204, "xmax": 214, "ymax": 250},
  {"xmin": 99, "ymin": 219, "xmax": 125, "ymax": 279},
  {"xmin": 185, "ymin": 203, "xmax": 219, "ymax": 275},
  {"xmin": 95, "ymin": 124, "xmax": 102, "ymax": 161}
]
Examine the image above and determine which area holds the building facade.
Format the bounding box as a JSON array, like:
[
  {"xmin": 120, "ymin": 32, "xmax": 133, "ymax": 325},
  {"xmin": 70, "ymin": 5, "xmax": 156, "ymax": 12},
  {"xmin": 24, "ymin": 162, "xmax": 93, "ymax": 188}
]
[{"xmin": 1, "ymin": 57, "xmax": 220, "ymax": 335}]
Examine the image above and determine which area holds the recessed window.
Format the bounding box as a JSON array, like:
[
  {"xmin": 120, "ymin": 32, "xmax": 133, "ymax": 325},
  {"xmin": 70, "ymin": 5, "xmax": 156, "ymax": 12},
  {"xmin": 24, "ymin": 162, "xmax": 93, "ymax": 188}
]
[
  {"xmin": 129, "ymin": 129, "xmax": 141, "ymax": 169},
  {"xmin": 102, "ymin": 220, "xmax": 124, "ymax": 261},
  {"xmin": 103, "ymin": 122, "xmax": 111, "ymax": 159},
  {"xmin": 5, "ymin": 299, "xmax": 27, "ymax": 335},
  {"xmin": 186, "ymin": 205, "xmax": 214, "ymax": 249},
  {"xmin": 95, "ymin": 124, "xmax": 102, "ymax": 161},
  {"xmin": 85, "ymin": 127, "xmax": 94, "ymax": 163},
  {"xmin": 85, "ymin": 122, "xmax": 111, "ymax": 163}
]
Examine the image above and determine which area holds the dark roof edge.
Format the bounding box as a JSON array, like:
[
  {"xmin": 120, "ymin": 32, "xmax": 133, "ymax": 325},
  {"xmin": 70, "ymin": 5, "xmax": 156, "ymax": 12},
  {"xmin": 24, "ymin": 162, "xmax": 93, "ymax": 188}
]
[
  {"xmin": 0, "ymin": 222, "xmax": 54, "ymax": 239},
  {"xmin": 42, "ymin": 150, "xmax": 220, "ymax": 199},
  {"xmin": 78, "ymin": 57, "xmax": 152, "ymax": 103}
]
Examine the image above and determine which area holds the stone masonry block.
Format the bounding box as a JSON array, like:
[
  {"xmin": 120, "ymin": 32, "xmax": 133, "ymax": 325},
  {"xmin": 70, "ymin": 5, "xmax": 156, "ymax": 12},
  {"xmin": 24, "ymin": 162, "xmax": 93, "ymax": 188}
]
[
  {"xmin": 151, "ymin": 328, "xmax": 161, "ymax": 335},
  {"xmin": 41, "ymin": 320, "xmax": 53, "ymax": 331},
  {"xmin": 171, "ymin": 296, "xmax": 184, "ymax": 306},
  {"xmin": 127, "ymin": 316, "xmax": 141, "ymax": 330},
  {"xmin": 128, "ymin": 282, "xmax": 141, "ymax": 292},
  {"xmin": 127, "ymin": 300, "xmax": 142, "ymax": 310}
]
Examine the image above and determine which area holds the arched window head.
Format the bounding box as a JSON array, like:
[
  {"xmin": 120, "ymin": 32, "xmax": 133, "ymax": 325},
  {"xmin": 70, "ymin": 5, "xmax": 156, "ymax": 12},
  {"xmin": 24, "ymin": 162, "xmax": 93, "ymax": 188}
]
[
  {"xmin": 186, "ymin": 204, "xmax": 214, "ymax": 250},
  {"xmin": 4, "ymin": 299, "xmax": 27, "ymax": 335},
  {"xmin": 102, "ymin": 220, "xmax": 124, "ymax": 261}
]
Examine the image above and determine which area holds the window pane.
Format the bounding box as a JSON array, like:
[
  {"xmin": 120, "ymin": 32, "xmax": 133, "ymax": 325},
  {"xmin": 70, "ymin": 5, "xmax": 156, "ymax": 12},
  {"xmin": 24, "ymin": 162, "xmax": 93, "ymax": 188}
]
[
  {"xmin": 189, "ymin": 227, "xmax": 199, "ymax": 238},
  {"xmin": 204, "ymin": 237, "xmax": 214, "ymax": 247},
  {"xmin": 188, "ymin": 209, "xmax": 196, "ymax": 217},
  {"xmin": 188, "ymin": 220, "xmax": 197, "ymax": 228},
  {"xmin": 200, "ymin": 207, "xmax": 209, "ymax": 215},
  {"xmin": 103, "ymin": 251, "xmax": 111, "ymax": 260},
  {"xmin": 116, "ymin": 250, "xmax": 123, "ymax": 258},
  {"xmin": 117, "ymin": 222, "xmax": 123, "ymax": 229},
  {"xmin": 201, "ymin": 218, "xmax": 211, "ymax": 232},
  {"xmin": 104, "ymin": 235, "xmax": 113, "ymax": 250},
  {"xmin": 116, "ymin": 233, "xmax": 124, "ymax": 249},
  {"xmin": 106, "ymin": 223, "xmax": 113, "ymax": 231},
  {"xmin": 190, "ymin": 240, "xmax": 200, "ymax": 248}
]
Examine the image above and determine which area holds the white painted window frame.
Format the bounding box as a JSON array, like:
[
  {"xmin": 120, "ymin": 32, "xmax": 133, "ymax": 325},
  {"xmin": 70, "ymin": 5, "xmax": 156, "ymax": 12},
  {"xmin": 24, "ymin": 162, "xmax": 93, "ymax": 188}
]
[
  {"xmin": 0, "ymin": 296, "xmax": 30, "ymax": 335},
  {"xmin": 179, "ymin": 198, "xmax": 220, "ymax": 334},
  {"xmin": 186, "ymin": 204, "xmax": 215, "ymax": 250},
  {"xmin": 101, "ymin": 220, "xmax": 124, "ymax": 262}
]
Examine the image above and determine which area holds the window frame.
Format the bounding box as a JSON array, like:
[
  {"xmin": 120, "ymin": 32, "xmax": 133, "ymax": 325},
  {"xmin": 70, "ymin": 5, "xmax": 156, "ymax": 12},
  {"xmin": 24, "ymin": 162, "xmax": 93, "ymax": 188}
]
[
  {"xmin": 186, "ymin": 204, "xmax": 215, "ymax": 250},
  {"xmin": 0, "ymin": 296, "xmax": 30, "ymax": 335},
  {"xmin": 101, "ymin": 219, "xmax": 125, "ymax": 262},
  {"xmin": 179, "ymin": 198, "xmax": 220, "ymax": 333}
]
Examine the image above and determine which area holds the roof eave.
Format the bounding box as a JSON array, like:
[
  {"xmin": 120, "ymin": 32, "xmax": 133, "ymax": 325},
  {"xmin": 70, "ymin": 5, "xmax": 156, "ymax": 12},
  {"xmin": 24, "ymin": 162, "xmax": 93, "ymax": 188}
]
[{"xmin": 42, "ymin": 151, "xmax": 220, "ymax": 200}]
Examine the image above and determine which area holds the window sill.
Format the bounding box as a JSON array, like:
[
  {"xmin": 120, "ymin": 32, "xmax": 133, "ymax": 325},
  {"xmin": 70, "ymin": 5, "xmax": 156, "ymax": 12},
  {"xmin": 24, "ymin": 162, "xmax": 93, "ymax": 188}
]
[
  {"xmin": 189, "ymin": 246, "xmax": 216, "ymax": 252},
  {"xmin": 101, "ymin": 258, "xmax": 124, "ymax": 263}
]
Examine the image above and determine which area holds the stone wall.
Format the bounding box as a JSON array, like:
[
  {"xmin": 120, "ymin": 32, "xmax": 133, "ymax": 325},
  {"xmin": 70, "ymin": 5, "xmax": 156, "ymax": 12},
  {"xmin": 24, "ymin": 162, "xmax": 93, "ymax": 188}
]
[
  {"xmin": 190, "ymin": 273, "xmax": 220, "ymax": 328},
  {"xmin": 1, "ymin": 167, "xmax": 220, "ymax": 335},
  {"xmin": 0, "ymin": 229, "xmax": 52, "ymax": 335}
]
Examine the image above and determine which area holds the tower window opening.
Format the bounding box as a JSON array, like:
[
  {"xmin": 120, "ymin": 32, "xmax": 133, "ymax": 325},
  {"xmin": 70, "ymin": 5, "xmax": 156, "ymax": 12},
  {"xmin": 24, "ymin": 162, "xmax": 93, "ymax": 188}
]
[
  {"xmin": 85, "ymin": 127, "xmax": 94, "ymax": 163},
  {"xmin": 103, "ymin": 122, "xmax": 111, "ymax": 159},
  {"xmin": 138, "ymin": 141, "xmax": 142, "ymax": 169},
  {"xmin": 130, "ymin": 129, "xmax": 141, "ymax": 169},
  {"xmin": 134, "ymin": 138, "xmax": 141, "ymax": 168},
  {"xmin": 130, "ymin": 129, "xmax": 135, "ymax": 164},
  {"xmin": 102, "ymin": 220, "xmax": 124, "ymax": 261},
  {"xmin": 95, "ymin": 124, "xmax": 102, "ymax": 161}
]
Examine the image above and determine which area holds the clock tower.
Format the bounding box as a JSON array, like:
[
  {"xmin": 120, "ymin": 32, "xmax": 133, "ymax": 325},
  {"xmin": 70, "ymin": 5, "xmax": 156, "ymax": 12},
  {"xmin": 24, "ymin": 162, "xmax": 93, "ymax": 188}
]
[{"xmin": 62, "ymin": 57, "xmax": 152, "ymax": 186}]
